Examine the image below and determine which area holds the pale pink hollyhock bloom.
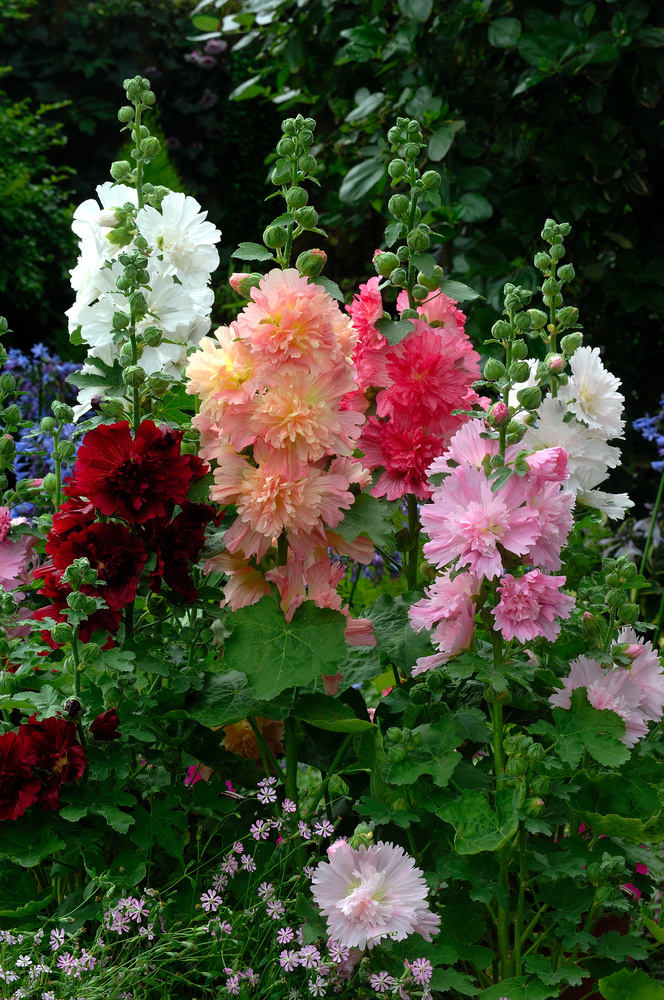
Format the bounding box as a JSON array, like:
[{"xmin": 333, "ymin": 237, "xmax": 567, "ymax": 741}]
[
  {"xmin": 617, "ymin": 627, "xmax": 664, "ymax": 723},
  {"xmin": 524, "ymin": 446, "xmax": 569, "ymax": 483},
  {"xmin": 413, "ymin": 603, "xmax": 475, "ymax": 676},
  {"xmin": 236, "ymin": 268, "xmax": 344, "ymax": 375},
  {"xmin": 421, "ymin": 464, "xmax": 540, "ymax": 579},
  {"xmin": 343, "ymin": 615, "xmax": 376, "ymax": 647},
  {"xmin": 524, "ymin": 480, "xmax": 575, "ymax": 572},
  {"xmin": 322, "ymin": 673, "xmax": 344, "ymax": 696},
  {"xmin": 346, "ymin": 277, "xmax": 391, "ymax": 389},
  {"xmin": 0, "ymin": 506, "xmax": 11, "ymax": 544},
  {"xmin": 427, "ymin": 419, "xmax": 499, "ymax": 476},
  {"xmin": 409, "ymin": 571, "xmax": 478, "ymax": 674},
  {"xmin": 549, "ymin": 655, "xmax": 649, "ymax": 747},
  {"xmin": 0, "ymin": 531, "xmax": 36, "ymax": 592},
  {"xmin": 359, "ymin": 416, "xmax": 445, "ymax": 501},
  {"xmin": 492, "ymin": 570, "xmax": 574, "ymax": 643},
  {"xmin": 184, "ymin": 323, "xmax": 257, "ymax": 421},
  {"xmin": 311, "ymin": 840, "xmax": 440, "ymax": 950}
]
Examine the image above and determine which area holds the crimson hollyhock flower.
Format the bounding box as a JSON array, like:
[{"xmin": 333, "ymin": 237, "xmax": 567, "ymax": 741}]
[
  {"xmin": 46, "ymin": 521, "xmax": 147, "ymax": 612},
  {"xmin": 140, "ymin": 502, "xmax": 220, "ymax": 601},
  {"xmin": 0, "ymin": 729, "xmax": 41, "ymax": 821},
  {"xmin": 75, "ymin": 420, "xmax": 206, "ymax": 524},
  {"xmin": 89, "ymin": 708, "xmax": 121, "ymax": 741},
  {"xmin": 50, "ymin": 476, "xmax": 97, "ymax": 540},
  {"xmin": 20, "ymin": 715, "xmax": 86, "ymax": 810},
  {"xmin": 33, "ymin": 565, "xmax": 121, "ymax": 647}
]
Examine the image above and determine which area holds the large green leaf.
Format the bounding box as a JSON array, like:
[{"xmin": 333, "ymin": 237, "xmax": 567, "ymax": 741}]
[
  {"xmin": 188, "ymin": 669, "xmax": 294, "ymax": 727},
  {"xmin": 551, "ymin": 689, "xmax": 630, "ymax": 768},
  {"xmin": 398, "ymin": 0, "xmax": 433, "ymax": 23},
  {"xmin": 0, "ymin": 815, "xmax": 66, "ymax": 868},
  {"xmin": 427, "ymin": 124, "xmax": 455, "ymax": 161},
  {"xmin": 488, "ymin": 17, "xmax": 521, "ymax": 48},
  {"xmin": 568, "ymin": 768, "xmax": 664, "ymax": 842},
  {"xmin": 332, "ymin": 492, "xmax": 401, "ymax": 551},
  {"xmin": 368, "ymin": 593, "xmax": 432, "ymax": 672},
  {"xmin": 479, "ymin": 978, "xmax": 557, "ymax": 1000},
  {"xmin": 458, "ymin": 192, "xmax": 494, "ymax": 223},
  {"xmin": 375, "ymin": 317, "xmax": 416, "ymax": 345},
  {"xmin": 439, "ymin": 279, "xmax": 481, "ymax": 303},
  {"xmin": 130, "ymin": 799, "xmax": 188, "ymax": 863},
  {"xmin": 339, "ymin": 159, "xmax": 385, "ymax": 202},
  {"xmin": 386, "ymin": 717, "xmax": 462, "ymax": 786},
  {"xmin": 437, "ymin": 786, "xmax": 523, "ymax": 854},
  {"xmin": 60, "ymin": 782, "xmax": 136, "ymax": 834},
  {"xmin": 293, "ymin": 693, "xmax": 373, "ymax": 733},
  {"xmin": 231, "ymin": 241, "xmax": 273, "ymax": 261},
  {"xmin": 223, "ymin": 595, "xmax": 348, "ymax": 700},
  {"xmin": 598, "ymin": 968, "xmax": 664, "ymax": 1000},
  {"xmin": 430, "ymin": 967, "xmax": 479, "ymax": 995}
]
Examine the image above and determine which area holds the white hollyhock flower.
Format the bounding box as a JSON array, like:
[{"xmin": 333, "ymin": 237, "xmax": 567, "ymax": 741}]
[
  {"xmin": 558, "ymin": 346, "xmax": 625, "ymax": 438},
  {"xmin": 136, "ymin": 191, "xmax": 221, "ymax": 281},
  {"xmin": 71, "ymin": 182, "xmax": 138, "ymax": 240},
  {"xmin": 576, "ymin": 488, "xmax": 633, "ymax": 519}
]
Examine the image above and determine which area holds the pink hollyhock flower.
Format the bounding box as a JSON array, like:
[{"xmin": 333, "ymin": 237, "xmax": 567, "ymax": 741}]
[
  {"xmin": 617, "ymin": 627, "xmax": 664, "ymax": 722},
  {"xmin": 0, "ymin": 531, "xmax": 36, "ymax": 592},
  {"xmin": 346, "ymin": 277, "xmax": 391, "ymax": 389},
  {"xmin": 236, "ymin": 268, "xmax": 345, "ymax": 375},
  {"xmin": 359, "ymin": 417, "xmax": 445, "ymax": 501},
  {"xmin": 343, "ymin": 614, "xmax": 376, "ymax": 647},
  {"xmin": 205, "ymin": 550, "xmax": 271, "ymax": 610},
  {"xmin": 322, "ymin": 673, "xmax": 344, "ymax": 696},
  {"xmin": 409, "ymin": 571, "xmax": 478, "ymax": 673},
  {"xmin": 311, "ymin": 839, "xmax": 440, "ymax": 950},
  {"xmin": 396, "ymin": 288, "xmax": 466, "ymax": 336},
  {"xmin": 0, "ymin": 506, "xmax": 11, "ymax": 544},
  {"xmin": 524, "ymin": 480, "xmax": 575, "ymax": 572},
  {"xmin": 421, "ymin": 464, "xmax": 540, "ymax": 579},
  {"xmin": 184, "ymin": 323, "xmax": 258, "ymax": 421},
  {"xmin": 524, "ymin": 446, "xmax": 569, "ymax": 483},
  {"xmin": 413, "ymin": 602, "xmax": 475, "ymax": 675},
  {"xmin": 427, "ymin": 419, "xmax": 499, "ymax": 476},
  {"xmin": 549, "ymin": 655, "xmax": 649, "ymax": 747},
  {"xmin": 492, "ymin": 569, "xmax": 574, "ymax": 643}
]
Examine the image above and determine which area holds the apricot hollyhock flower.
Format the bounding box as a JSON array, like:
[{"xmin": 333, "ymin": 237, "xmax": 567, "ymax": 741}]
[
  {"xmin": 311, "ymin": 840, "xmax": 440, "ymax": 950},
  {"xmin": 222, "ymin": 717, "xmax": 285, "ymax": 761}
]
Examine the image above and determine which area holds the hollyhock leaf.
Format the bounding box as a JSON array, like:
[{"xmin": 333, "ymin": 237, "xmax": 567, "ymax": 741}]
[
  {"xmin": 523, "ymin": 955, "xmax": 587, "ymax": 987},
  {"xmin": 369, "ymin": 593, "xmax": 433, "ymax": 671},
  {"xmin": 385, "ymin": 221, "xmax": 406, "ymax": 247},
  {"xmin": 568, "ymin": 770, "xmax": 663, "ymax": 842},
  {"xmin": 337, "ymin": 644, "xmax": 381, "ymax": 689},
  {"xmin": 430, "ymin": 967, "xmax": 479, "ymax": 995},
  {"xmin": 387, "ymin": 718, "xmax": 462, "ymax": 786},
  {"xmin": 437, "ymin": 786, "xmax": 523, "ymax": 855},
  {"xmin": 398, "ymin": 0, "xmax": 433, "ymax": 22},
  {"xmin": 312, "ymin": 276, "xmax": 344, "ymax": 301},
  {"xmin": 338, "ymin": 159, "xmax": 385, "ymax": 203},
  {"xmin": 479, "ymin": 978, "xmax": 558, "ymax": 999},
  {"xmin": 188, "ymin": 669, "xmax": 293, "ymax": 727},
  {"xmin": 0, "ymin": 815, "xmax": 66, "ymax": 868},
  {"xmin": 641, "ymin": 909, "xmax": 664, "ymax": 946},
  {"xmin": 375, "ymin": 316, "xmax": 415, "ymax": 345},
  {"xmin": 186, "ymin": 469, "xmax": 215, "ymax": 503},
  {"xmin": 223, "ymin": 595, "xmax": 348, "ymax": 701},
  {"xmin": 293, "ymin": 693, "xmax": 373, "ymax": 732},
  {"xmin": 130, "ymin": 798, "xmax": 188, "ymax": 861},
  {"xmin": 591, "ymin": 930, "xmax": 648, "ymax": 963},
  {"xmin": 488, "ymin": 16, "xmax": 522, "ymax": 48},
  {"xmin": 60, "ymin": 783, "xmax": 136, "ymax": 834},
  {"xmin": 427, "ymin": 124, "xmax": 455, "ymax": 162},
  {"xmin": 439, "ymin": 278, "xmax": 481, "ymax": 303},
  {"xmin": 231, "ymin": 241, "xmax": 274, "ymax": 261},
  {"xmin": 598, "ymin": 968, "xmax": 664, "ymax": 1000},
  {"xmin": 107, "ymin": 851, "xmax": 147, "ymax": 887},
  {"xmin": 411, "ymin": 252, "xmax": 437, "ymax": 278},
  {"xmin": 457, "ymin": 707, "xmax": 492, "ymax": 743},
  {"xmin": 332, "ymin": 493, "xmax": 401, "ymax": 551},
  {"xmin": 552, "ymin": 689, "xmax": 629, "ymax": 768}
]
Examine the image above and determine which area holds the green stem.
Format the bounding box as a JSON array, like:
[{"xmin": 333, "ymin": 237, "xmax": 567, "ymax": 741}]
[
  {"xmin": 303, "ymin": 734, "xmax": 353, "ymax": 822},
  {"xmin": 519, "ymin": 903, "xmax": 549, "ymax": 948},
  {"xmin": 603, "ymin": 609, "xmax": 616, "ymax": 652},
  {"xmin": 405, "ymin": 493, "xmax": 420, "ymax": 590},
  {"xmin": 490, "ymin": 635, "xmax": 512, "ymax": 978},
  {"xmin": 134, "ymin": 105, "xmax": 144, "ymax": 210},
  {"xmin": 53, "ymin": 427, "xmax": 61, "ymax": 508},
  {"xmin": 638, "ymin": 467, "xmax": 664, "ymax": 580},
  {"xmin": 654, "ymin": 585, "xmax": 664, "ymax": 648},
  {"xmin": 72, "ymin": 626, "xmax": 81, "ymax": 699},
  {"xmin": 277, "ymin": 529, "xmax": 288, "ymax": 568},
  {"xmin": 284, "ymin": 715, "xmax": 299, "ymax": 817},
  {"xmin": 405, "ymin": 176, "xmax": 420, "ymax": 310},
  {"xmin": 247, "ymin": 716, "xmax": 284, "ymax": 782},
  {"xmin": 129, "ymin": 333, "xmax": 140, "ymax": 435},
  {"xmin": 513, "ymin": 821, "xmax": 527, "ymax": 975}
]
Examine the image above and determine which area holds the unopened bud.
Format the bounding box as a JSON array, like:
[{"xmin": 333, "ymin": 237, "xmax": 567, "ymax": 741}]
[
  {"xmin": 561, "ymin": 332, "xmax": 583, "ymax": 355},
  {"xmin": 373, "ymin": 251, "xmax": 400, "ymax": 278},
  {"xmin": 142, "ymin": 326, "xmax": 162, "ymax": 348},
  {"xmin": 285, "ymin": 186, "xmax": 308, "ymax": 209},
  {"xmin": 509, "ymin": 360, "xmax": 531, "ymax": 383},
  {"xmin": 407, "ymin": 228, "xmax": 429, "ymax": 253},
  {"xmin": 51, "ymin": 401, "xmax": 75, "ymax": 423},
  {"xmin": 388, "ymin": 194, "xmax": 410, "ymax": 219},
  {"xmin": 491, "ymin": 320, "xmax": 511, "ymax": 340},
  {"xmin": 122, "ymin": 365, "xmax": 147, "ymax": 387},
  {"xmin": 110, "ymin": 160, "xmax": 133, "ymax": 181},
  {"xmin": 2, "ymin": 404, "xmax": 21, "ymax": 425},
  {"xmin": 139, "ymin": 136, "xmax": 161, "ymax": 158},
  {"xmin": 484, "ymin": 358, "xmax": 505, "ymax": 381},
  {"xmin": 421, "ymin": 169, "xmax": 440, "ymax": 189},
  {"xmin": 63, "ymin": 697, "xmax": 85, "ymax": 721},
  {"xmin": 619, "ymin": 603, "xmax": 640, "ymax": 625},
  {"xmin": 534, "ymin": 252, "xmax": 551, "ymax": 270},
  {"xmin": 558, "ymin": 263, "xmax": 576, "ymax": 283},
  {"xmin": 516, "ymin": 386, "xmax": 542, "ymax": 411},
  {"xmin": 229, "ymin": 272, "xmax": 263, "ymax": 297},
  {"xmin": 547, "ymin": 354, "xmax": 565, "ymax": 373},
  {"xmin": 51, "ymin": 623, "xmax": 74, "ymax": 645},
  {"xmin": 294, "ymin": 206, "xmax": 319, "ymax": 229},
  {"xmin": 0, "ymin": 373, "xmax": 15, "ymax": 391},
  {"xmin": 296, "ymin": 248, "xmax": 326, "ymax": 278},
  {"xmin": 488, "ymin": 401, "xmax": 510, "ymax": 426},
  {"xmin": 42, "ymin": 473, "xmax": 57, "ymax": 496},
  {"xmin": 263, "ymin": 225, "xmax": 288, "ymax": 249},
  {"xmin": 511, "ymin": 339, "xmax": 529, "ymax": 360},
  {"xmin": 389, "ymin": 267, "xmax": 408, "ymax": 287},
  {"xmin": 118, "ymin": 106, "xmax": 134, "ymax": 123},
  {"xmin": 528, "ymin": 308, "xmax": 548, "ymax": 329}
]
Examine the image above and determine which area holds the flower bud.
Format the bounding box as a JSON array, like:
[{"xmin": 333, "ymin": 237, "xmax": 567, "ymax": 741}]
[
  {"xmin": 123, "ymin": 365, "xmax": 147, "ymax": 387},
  {"xmin": 281, "ymin": 117, "xmax": 296, "ymax": 135},
  {"xmin": 528, "ymin": 308, "xmax": 548, "ymax": 330},
  {"xmin": 286, "ymin": 186, "xmax": 308, "ymax": 209},
  {"xmin": 112, "ymin": 310, "xmax": 130, "ymax": 331},
  {"xmin": 421, "ymin": 169, "xmax": 440, "ymax": 189},
  {"xmin": 546, "ymin": 354, "xmax": 565, "ymax": 373},
  {"xmin": 396, "ymin": 245, "xmax": 410, "ymax": 262},
  {"xmin": 409, "ymin": 685, "xmax": 430, "ymax": 705},
  {"xmin": 63, "ymin": 697, "xmax": 85, "ymax": 721},
  {"xmin": 142, "ymin": 90, "xmax": 156, "ymax": 106},
  {"xmin": 263, "ymin": 225, "xmax": 288, "ymax": 249},
  {"xmin": 403, "ymin": 141, "xmax": 420, "ymax": 159},
  {"xmin": 488, "ymin": 401, "xmax": 510, "ymax": 426},
  {"xmin": 550, "ymin": 243, "xmax": 565, "ymax": 260},
  {"xmin": 542, "ymin": 277, "xmax": 560, "ymax": 296},
  {"xmin": 67, "ymin": 591, "xmax": 99, "ymax": 615},
  {"xmin": 511, "ymin": 339, "xmax": 529, "ymax": 360},
  {"xmin": 0, "ymin": 373, "xmax": 15, "ymax": 391},
  {"xmin": 51, "ymin": 623, "xmax": 74, "ymax": 645},
  {"xmin": 388, "ymin": 194, "xmax": 410, "ymax": 219},
  {"xmin": 506, "ymin": 757, "xmax": 529, "ymax": 777},
  {"xmin": 118, "ymin": 106, "xmax": 134, "ymax": 123},
  {"xmin": 388, "ymin": 159, "xmax": 408, "ymax": 180},
  {"xmin": 557, "ymin": 306, "xmax": 578, "ymax": 327},
  {"xmin": 89, "ymin": 708, "xmax": 121, "ymax": 741},
  {"xmin": 299, "ymin": 129, "xmax": 314, "ymax": 146},
  {"xmin": 296, "ymin": 249, "xmax": 326, "ymax": 278},
  {"xmin": 271, "ymin": 160, "xmax": 292, "ymax": 186},
  {"xmin": 373, "ymin": 251, "xmax": 400, "ymax": 278},
  {"xmin": 387, "ymin": 125, "xmax": 402, "ymax": 145},
  {"xmin": 389, "ymin": 267, "xmax": 408, "ymax": 287},
  {"xmin": 42, "ymin": 473, "xmax": 57, "ymax": 496},
  {"xmin": 407, "ymin": 228, "xmax": 429, "ymax": 253},
  {"xmin": 276, "ymin": 136, "xmax": 296, "ymax": 157},
  {"xmin": 142, "ymin": 326, "xmax": 162, "ymax": 348},
  {"xmin": 561, "ymin": 332, "xmax": 583, "ymax": 355},
  {"xmin": 516, "ymin": 386, "xmax": 542, "ymax": 410},
  {"xmin": 524, "ymin": 797, "xmax": 545, "ymax": 817},
  {"xmin": 531, "ymin": 776, "xmax": 550, "ymax": 796},
  {"xmin": 557, "ymin": 263, "xmax": 575, "ymax": 283},
  {"xmin": 139, "ymin": 136, "xmax": 161, "ymax": 158},
  {"xmin": 418, "ymin": 264, "xmax": 444, "ymax": 291},
  {"xmin": 619, "ymin": 604, "xmax": 640, "ymax": 625},
  {"xmin": 2, "ymin": 404, "xmax": 21, "ymax": 425},
  {"xmin": 385, "ymin": 727, "xmax": 403, "ymax": 744},
  {"xmin": 413, "ymin": 283, "xmax": 429, "ymax": 301},
  {"xmin": 229, "ymin": 272, "xmax": 263, "ymax": 297},
  {"xmin": 387, "ymin": 744, "xmax": 408, "ymax": 763},
  {"xmin": 491, "ymin": 320, "xmax": 511, "ymax": 340},
  {"xmin": 509, "ymin": 360, "xmax": 531, "ymax": 383},
  {"xmin": 110, "ymin": 160, "xmax": 133, "ymax": 181},
  {"xmin": 582, "ymin": 611, "xmax": 603, "ymax": 640},
  {"xmin": 129, "ymin": 291, "xmax": 148, "ymax": 317},
  {"xmin": 505, "ymin": 419, "xmax": 527, "ymax": 444},
  {"xmin": 294, "ymin": 206, "xmax": 318, "ymax": 229},
  {"xmin": 527, "ymin": 743, "xmax": 546, "ymax": 762},
  {"xmin": 118, "ymin": 343, "xmax": 134, "ymax": 368},
  {"xmin": 298, "ymin": 154, "xmax": 317, "ymax": 174},
  {"xmin": 51, "ymin": 401, "xmax": 75, "ymax": 423},
  {"xmin": 56, "ymin": 440, "xmax": 76, "ymax": 461},
  {"xmin": 534, "ymin": 252, "xmax": 551, "ymax": 270},
  {"xmin": 484, "ymin": 358, "xmax": 505, "ymax": 381}
]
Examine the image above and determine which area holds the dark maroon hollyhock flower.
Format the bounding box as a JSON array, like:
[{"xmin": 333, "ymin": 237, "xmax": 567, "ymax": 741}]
[
  {"xmin": 20, "ymin": 715, "xmax": 86, "ymax": 810},
  {"xmin": 50, "ymin": 475, "xmax": 97, "ymax": 539},
  {"xmin": 74, "ymin": 420, "xmax": 205, "ymax": 524},
  {"xmin": 89, "ymin": 708, "xmax": 121, "ymax": 741},
  {"xmin": 33, "ymin": 565, "xmax": 121, "ymax": 648},
  {"xmin": 46, "ymin": 521, "xmax": 147, "ymax": 612},
  {"xmin": 140, "ymin": 502, "xmax": 220, "ymax": 601},
  {"xmin": 0, "ymin": 730, "xmax": 41, "ymax": 821}
]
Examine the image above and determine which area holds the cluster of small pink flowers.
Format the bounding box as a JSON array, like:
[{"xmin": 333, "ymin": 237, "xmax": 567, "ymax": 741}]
[
  {"xmin": 346, "ymin": 280, "xmax": 482, "ymax": 501},
  {"xmin": 186, "ymin": 266, "xmax": 377, "ymax": 652},
  {"xmin": 550, "ymin": 627, "xmax": 664, "ymax": 746},
  {"xmin": 409, "ymin": 421, "xmax": 575, "ymax": 670},
  {"xmin": 104, "ymin": 896, "xmax": 151, "ymax": 934}
]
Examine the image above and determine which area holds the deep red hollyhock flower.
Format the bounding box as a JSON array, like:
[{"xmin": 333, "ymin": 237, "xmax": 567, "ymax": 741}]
[
  {"xmin": 33, "ymin": 565, "xmax": 121, "ymax": 647},
  {"xmin": 46, "ymin": 521, "xmax": 147, "ymax": 612},
  {"xmin": 74, "ymin": 420, "xmax": 205, "ymax": 524},
  {"xmin": 19, "ymin": 715, "xmax": 86, "ymax": 810},
  {"xmin": 50, "ymin": 475, "xmax": 97, "ymax": 539},
  {"xmin": 89, "ymin": 708, "xmax": 121, "ymax": 741},
  {"xmin": 140, "ymin": 502, "xmax": 220, "ymax": 601},
  {"xmin": 0, "ymin": 729, "xmax": 41, "ymax": 820}
]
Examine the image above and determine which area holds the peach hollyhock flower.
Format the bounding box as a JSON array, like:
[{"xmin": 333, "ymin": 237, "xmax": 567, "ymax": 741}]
[
  {"xmin": 422, "ymin": 464, "xmax": 540, "ymax": 579},
  {"xmin": 222, "ymin": 368, "xmax": 364, "ymax": 464},
  {"xmin": 492, "ymin": 569, "xmax": 574, "ymax": 643},
  {"xmin": 222, "ymin": 717, "xmax": 285, "ymax": 761},
  {"xmin": 311, "ymin": 839, "xmax": 440, "ymax": 950},
  {"xmin": 236, "ymin": 268, "xmax": 345, "ymax": 375},
  {"xmin": 185, "ymin": 323, "xmax": 257, "ymax": 421},
  {"xmin": 549, "ymin": 656, "xmax": 650, "ymax": 747},
  {"xmin": 204, "ymin": 549, "xmax": 270, "ymax": 611}
]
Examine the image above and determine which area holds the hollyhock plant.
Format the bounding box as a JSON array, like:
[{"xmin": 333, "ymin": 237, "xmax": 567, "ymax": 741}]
[{"xmin": 311, "ymin": 839, "xmax": 440, "ymax": 950}]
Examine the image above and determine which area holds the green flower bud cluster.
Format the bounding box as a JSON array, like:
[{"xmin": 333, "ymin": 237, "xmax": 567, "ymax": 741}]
[
  {"xmin": 503, "ymin": 734, "xmax": 547, "ymax": 785},
  {"xmin": 384, "ymin": 724, "xmax": 422, "ymax": 761},
  {"xmin": 104, "ymin": 201, "xmax": 140, "ymax": 249},
  {"xmin": 601, "ymin": 556, "xmax": 641, "ymax": 625},
  {"xmin": 585, "ymin": 852, "xmax": 627, "ymax": 887},
  {"xmin": 62, "ymin": 557, "xmax": 100, "ymax": 590}
]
